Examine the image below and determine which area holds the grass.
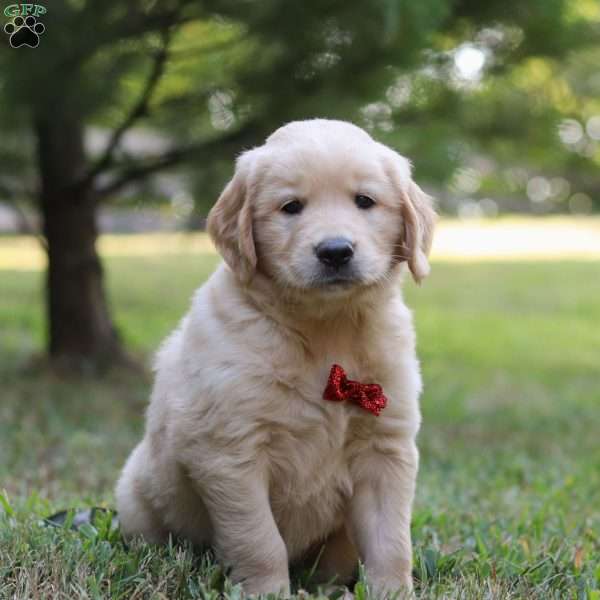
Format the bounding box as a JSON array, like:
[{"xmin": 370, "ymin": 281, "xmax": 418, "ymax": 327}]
[{"xmin": 1, "ymin": 220, "xmax": 599, "ymax": 599}]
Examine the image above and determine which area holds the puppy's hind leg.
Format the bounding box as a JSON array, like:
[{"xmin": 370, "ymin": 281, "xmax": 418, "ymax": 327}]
[{"xmin": 115, "ymin": 441, "xmax": 167, "ymax": 543}]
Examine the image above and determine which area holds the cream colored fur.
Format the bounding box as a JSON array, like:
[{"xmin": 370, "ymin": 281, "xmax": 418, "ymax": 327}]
[{"xmin": 115, "ymin": 119, "xmax": 436, "ymax": 597}]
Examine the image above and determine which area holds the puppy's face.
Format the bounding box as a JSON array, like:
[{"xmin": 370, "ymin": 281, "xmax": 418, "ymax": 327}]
[
  {"xmin": 208, "ymin": 120, "xmax": 435, "ymax": 294},
  {"xmin": 252, "ymin": 132, "xmax": 404, "ymax": 291}
]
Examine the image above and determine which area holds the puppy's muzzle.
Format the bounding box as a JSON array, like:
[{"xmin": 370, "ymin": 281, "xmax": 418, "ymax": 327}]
[{"xmin": 315, "ymin": 237, "xmax": 354, "ymax": 269}]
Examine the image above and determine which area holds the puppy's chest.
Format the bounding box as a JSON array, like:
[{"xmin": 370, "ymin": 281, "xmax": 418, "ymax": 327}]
[
  {"xmin": 268, "ymin": 413, "xmax": 353, "ymax": 497},
  {"xmin": 266, "ymin": 411, "xmax": 357, "ymax": 551},
  {"xmin": 265, "ymin": 361, "xmax": 379, "ymax": 508}
]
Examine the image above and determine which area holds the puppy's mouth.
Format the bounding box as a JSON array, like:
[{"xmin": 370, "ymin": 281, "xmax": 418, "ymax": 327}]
[
  {"xmin": 311, "ymin": 269, "xmax": 363, "ymax": 289},
  {"xmin": 319, "ymin": 278, "xmax": 356, "ymax": 288}
]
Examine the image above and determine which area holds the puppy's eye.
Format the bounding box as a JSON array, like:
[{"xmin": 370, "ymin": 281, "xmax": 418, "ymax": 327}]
[
  {"xmin": 355, "ymin": 194, "xmax": 376, "ymax": 210},
  {"xmin": 281, "ymin": 199, "xmax": 304, "ymax": 215}
]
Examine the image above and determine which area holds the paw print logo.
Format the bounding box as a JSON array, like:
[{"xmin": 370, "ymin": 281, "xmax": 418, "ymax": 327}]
[{"xmin": 4, "ymin": 15, "xmax": 45, "ymax": 48}]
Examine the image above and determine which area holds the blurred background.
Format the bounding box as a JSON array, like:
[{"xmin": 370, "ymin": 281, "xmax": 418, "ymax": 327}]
[
  {"xmin": 1, "ymin": 1, "xmax": 599, "ymax": 598},
  {"xmin": 0, "ymin": 0, "xmax": 599, "ymax": 369}
]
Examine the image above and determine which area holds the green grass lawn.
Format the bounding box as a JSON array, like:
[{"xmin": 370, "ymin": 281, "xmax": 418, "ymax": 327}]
[{"xmin": 1, "ymin": 232, "xmax": 599, "ymax": 599}]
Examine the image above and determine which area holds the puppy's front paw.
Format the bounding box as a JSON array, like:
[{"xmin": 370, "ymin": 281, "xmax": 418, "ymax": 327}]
[
  {"xmin": 367, "ymin": 573, "xmax": 413, "ymax": 600},
  {"xmin": 242, "ymin": 575, "xmax": 290, "ymax": 597}
]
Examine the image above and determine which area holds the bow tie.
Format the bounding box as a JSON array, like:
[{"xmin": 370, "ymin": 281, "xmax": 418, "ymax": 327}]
[{"xmin": 323, "ymin": 364, "xmax": 388, "ymax": 416}]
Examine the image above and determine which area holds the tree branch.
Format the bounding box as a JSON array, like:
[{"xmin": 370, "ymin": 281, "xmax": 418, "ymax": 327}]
[
  {"xmin": 80, "ymin": 28, "xmax": 173, "ymax": 188},
  {"xmin": 95, "ymin": 123, "xmax": 262, "ymax": 199},
  {"xmin": 0, "ymin": 182, "xmax": 47, "ymax": 247}
]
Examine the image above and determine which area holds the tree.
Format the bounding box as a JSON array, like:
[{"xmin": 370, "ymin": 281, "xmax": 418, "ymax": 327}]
[
  {"xmin": 355, "ymin": 1, "xmax": 600, "ymax": 213},
  {"xmin": 0, "ymin": 0, "xmax": 594, "ymax": 371}
]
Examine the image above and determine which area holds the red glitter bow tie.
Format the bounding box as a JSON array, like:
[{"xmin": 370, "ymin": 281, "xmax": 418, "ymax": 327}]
[{"xmin": 323, "ymin": 364, "xmax": 388, "ymax": 416}]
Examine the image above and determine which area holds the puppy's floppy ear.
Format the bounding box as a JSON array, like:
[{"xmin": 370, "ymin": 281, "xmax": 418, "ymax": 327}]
[
  {"xmin": 207, "ymin": 152, "xmax": 257, "ymax": 283},
  {"xmin": 400, "ymin": 179, "xmax": 436, "ymax": 283},
  {"xmin": 380, "ymin": 146, "xmax": 436, "ymax": 283}
]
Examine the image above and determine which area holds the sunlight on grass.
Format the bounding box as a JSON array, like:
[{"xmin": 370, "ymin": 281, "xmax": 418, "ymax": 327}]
[
  {"xmin": 0, "ymin": 232, "xmax": 217, "ymax": 271},
  {"xmin": 432, "ymin": 216, "xmax": 600, "ymax": 261},
  {"xmin": 1, "ymin": 216, "xmax": 599, "ymax": 271}
]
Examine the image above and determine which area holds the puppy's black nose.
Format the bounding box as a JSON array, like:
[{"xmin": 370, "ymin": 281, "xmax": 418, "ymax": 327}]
[{"xmin": 315, "ymin": 237, "xmax": 354, "ymax": 268}]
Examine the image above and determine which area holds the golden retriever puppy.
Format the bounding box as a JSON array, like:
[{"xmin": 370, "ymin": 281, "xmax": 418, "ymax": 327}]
[{"xmin": 116, "ymin": 119, "xmax": 435, "ymax": 597}]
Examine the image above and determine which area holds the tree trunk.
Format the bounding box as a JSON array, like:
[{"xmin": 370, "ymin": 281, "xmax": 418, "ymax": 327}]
[{"xmin": 35, "ymin": 114, "xmax": 126, "ymax": 372}]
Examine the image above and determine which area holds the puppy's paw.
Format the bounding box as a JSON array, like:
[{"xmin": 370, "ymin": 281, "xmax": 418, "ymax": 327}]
[
  {"xmin": 242, "ymin": 575, "xmax": 290, "ymax": 597},
  {"xmin": 366, "ymin": 575, "xmax": 414, "ymax": 600}
]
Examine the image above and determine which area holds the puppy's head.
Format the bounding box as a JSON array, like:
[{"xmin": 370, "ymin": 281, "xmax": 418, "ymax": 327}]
[{"xmin": 208, "ymin": 119, "xmax": 436, "ymax": 293}]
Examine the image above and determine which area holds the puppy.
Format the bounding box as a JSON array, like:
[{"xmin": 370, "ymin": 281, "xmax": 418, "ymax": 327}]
[{"xmin": 116, "ymin": 119, "xmax": 435, "ymax": 596}]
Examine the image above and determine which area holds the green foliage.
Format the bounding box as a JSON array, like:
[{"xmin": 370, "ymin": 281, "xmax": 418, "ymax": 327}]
[
  {"xmin": 1, "ymin": 230, "xmax": 599, "ymax": 598},
  {"xmin": 0, "ymin": 0, "xmax": 598, "ymax": 211}
]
